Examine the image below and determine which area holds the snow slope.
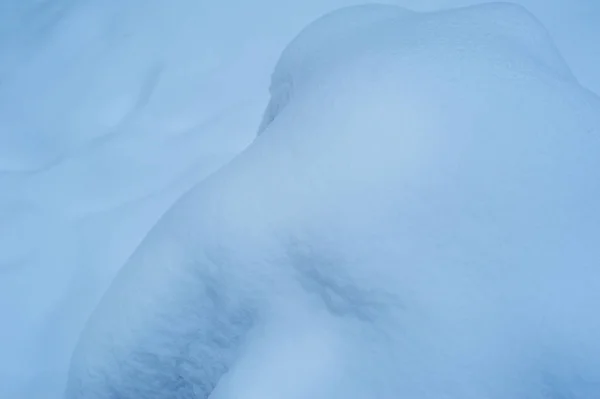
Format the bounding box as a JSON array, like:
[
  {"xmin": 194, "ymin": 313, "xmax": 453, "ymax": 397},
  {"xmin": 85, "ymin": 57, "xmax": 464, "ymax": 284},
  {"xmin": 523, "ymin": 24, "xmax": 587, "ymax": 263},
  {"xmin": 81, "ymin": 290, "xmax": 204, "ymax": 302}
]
[{"xmin": 66, "ymin": 3, "xmax": 600, "ymax": 398}]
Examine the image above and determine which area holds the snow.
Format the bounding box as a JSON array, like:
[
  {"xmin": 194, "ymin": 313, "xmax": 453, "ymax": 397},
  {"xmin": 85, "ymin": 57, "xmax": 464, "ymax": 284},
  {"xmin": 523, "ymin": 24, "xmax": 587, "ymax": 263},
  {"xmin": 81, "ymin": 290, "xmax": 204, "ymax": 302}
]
[
  {"xmin": 395, "ymin": 0, "xmax": 600, "ymax": 95},
  {"xmin": 62, "ymin": 3, "xmax": 600, "ymax": 398},
  {"xmin": 1, "ymin": 0, "xmax": 600, "ymax": 398},
  {"xmin": 0, "ymin": 1, "xmax": 367, "ymax": 396}
]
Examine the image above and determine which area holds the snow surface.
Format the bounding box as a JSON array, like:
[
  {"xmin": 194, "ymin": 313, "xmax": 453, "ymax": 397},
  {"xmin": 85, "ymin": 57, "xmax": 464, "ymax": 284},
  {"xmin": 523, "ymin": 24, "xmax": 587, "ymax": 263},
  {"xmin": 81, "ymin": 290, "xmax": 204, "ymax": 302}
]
[
  {"xmin": 64, "ymin": 3, "xmax": 600, "ymax": 398},
  {"xmin": 1, "ymin": 1, "xmax": 600, "ymax": 398},
  {"xmin": 0, "ymin": 1, "xmax": 361, "ymax": 397}
]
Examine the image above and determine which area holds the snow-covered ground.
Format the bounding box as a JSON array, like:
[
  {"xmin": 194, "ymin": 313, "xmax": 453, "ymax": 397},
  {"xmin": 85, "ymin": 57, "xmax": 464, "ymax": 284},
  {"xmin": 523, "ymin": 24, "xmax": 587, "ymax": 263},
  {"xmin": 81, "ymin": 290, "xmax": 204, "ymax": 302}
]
[{"xmin": 1, "ymin": 1, "xmax": 599, "ymax": 398}]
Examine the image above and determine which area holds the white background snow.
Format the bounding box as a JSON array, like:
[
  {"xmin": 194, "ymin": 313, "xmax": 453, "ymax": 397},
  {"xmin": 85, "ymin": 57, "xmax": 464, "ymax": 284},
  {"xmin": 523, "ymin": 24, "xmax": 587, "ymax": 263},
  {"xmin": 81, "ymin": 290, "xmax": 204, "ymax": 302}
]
[{"xmin": 0, "ymin": 1, "xmax": 599, "ymax": 398}]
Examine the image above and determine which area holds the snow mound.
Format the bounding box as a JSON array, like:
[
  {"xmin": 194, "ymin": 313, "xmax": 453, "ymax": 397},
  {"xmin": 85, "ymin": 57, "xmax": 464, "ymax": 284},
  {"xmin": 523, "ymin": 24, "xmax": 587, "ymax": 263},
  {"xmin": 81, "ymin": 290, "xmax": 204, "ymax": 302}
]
[
  {"xmin": 259, "ymin": 2, "xmax": 575, "ymax": 134},
  {"xmin": 67, "ymin": 3, "xmax": 600, "ymax": 399}
]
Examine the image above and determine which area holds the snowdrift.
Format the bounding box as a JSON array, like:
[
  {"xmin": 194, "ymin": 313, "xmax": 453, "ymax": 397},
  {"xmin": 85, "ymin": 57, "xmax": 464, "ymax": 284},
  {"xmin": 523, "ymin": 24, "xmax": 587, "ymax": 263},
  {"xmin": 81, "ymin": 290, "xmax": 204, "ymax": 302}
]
[{"xmin": 66, "ymin": 3, "xmax": 600, "ymax": 398}]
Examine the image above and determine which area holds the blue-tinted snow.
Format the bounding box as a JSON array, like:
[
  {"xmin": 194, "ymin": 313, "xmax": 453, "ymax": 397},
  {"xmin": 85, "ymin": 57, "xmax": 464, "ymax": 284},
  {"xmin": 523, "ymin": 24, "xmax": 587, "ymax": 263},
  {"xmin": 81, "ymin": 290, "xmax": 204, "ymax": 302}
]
[
  {"xmin": 1, "ymin": 1, "xmax": 600, "ymax": 398},
  {"xmin": 65, "ymin": 3, "xmax": 600, "ymax": 398}
]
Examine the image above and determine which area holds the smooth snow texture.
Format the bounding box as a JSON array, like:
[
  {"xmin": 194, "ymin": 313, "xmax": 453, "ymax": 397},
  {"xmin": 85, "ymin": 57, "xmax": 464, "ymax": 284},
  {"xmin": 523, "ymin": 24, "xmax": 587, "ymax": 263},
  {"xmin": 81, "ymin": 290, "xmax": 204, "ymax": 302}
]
[{"xmin": 66, "ymin": 3, "xmax": 600, "ymax": 399}]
